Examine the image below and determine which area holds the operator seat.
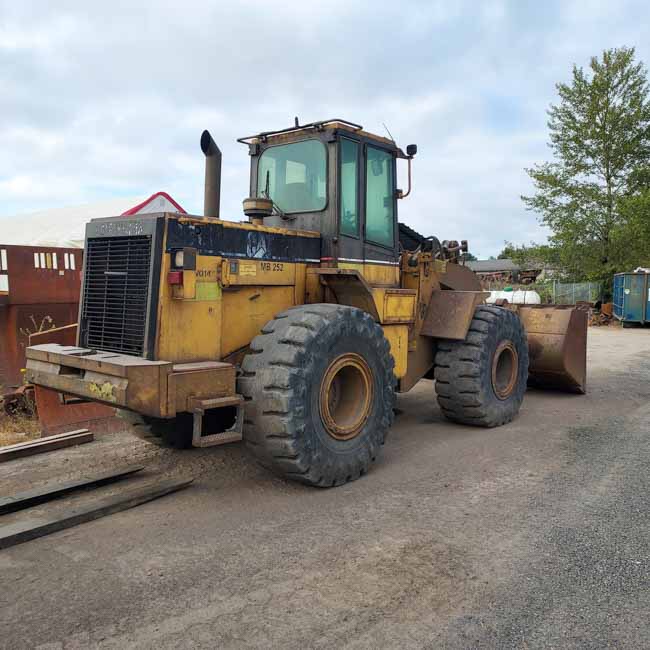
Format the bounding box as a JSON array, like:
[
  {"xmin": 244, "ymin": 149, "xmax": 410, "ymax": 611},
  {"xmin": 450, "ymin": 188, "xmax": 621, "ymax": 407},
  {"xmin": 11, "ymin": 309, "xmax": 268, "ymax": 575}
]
[{"xmin": 278, "ymin": 182, "xmax": 313, "ymax": 212}]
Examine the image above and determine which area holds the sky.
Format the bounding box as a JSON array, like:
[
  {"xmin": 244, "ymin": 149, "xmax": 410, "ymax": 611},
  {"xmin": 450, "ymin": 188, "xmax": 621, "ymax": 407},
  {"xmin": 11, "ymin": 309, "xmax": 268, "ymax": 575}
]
[{"xmin": 1, "ymin": 0, "xmax": 650, "ymax": 258}]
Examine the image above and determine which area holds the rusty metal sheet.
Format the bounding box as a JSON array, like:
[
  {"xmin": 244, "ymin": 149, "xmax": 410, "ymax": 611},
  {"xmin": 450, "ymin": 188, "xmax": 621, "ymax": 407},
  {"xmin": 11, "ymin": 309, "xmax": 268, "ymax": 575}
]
[
  {"xmin": 421, "ymin": 290, "xmax": 489, "ymax": 340},
  {"xmin": 0, "ymin": 244, "xmax": 81, "ymax": 305},
  {"xmin": 437, "ymin": 262, "xmax": 483, "ymax": 291},
  {"xmin": 0, "ymin": 303, "xmax": 79, "ymax": 391},
  {"xmin": 0, "ymin": 243, "xmax": 81, "ymax": 389},
  {"xmin": 33, "ymin": 386, "xmax": 117, "ymax": 436},
  {"xmin": 519, "ymin": 305, "xmax": 587, "ymax": 394}
]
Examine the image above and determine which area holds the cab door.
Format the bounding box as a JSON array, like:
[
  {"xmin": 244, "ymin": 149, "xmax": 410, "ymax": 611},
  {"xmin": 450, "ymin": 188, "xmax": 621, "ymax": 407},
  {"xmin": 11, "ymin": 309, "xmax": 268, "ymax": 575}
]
[
  {"xmin": 336, "ymin": 137, "xmax": 399, "ymax": 272},
  {"xmin": 362, "ymin": 144, "xmax": 399, "ymax": 266},
  {"xmin": 336, "ymin": 137, "xmax": 364, "ymax": 264}
]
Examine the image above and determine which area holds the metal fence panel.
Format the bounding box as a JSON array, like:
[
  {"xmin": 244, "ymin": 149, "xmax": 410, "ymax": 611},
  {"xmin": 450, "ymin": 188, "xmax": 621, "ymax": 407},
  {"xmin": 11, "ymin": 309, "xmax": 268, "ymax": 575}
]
[{"xmin": 552, "ymin": 281, "xmax": 601, "ymax": 304}]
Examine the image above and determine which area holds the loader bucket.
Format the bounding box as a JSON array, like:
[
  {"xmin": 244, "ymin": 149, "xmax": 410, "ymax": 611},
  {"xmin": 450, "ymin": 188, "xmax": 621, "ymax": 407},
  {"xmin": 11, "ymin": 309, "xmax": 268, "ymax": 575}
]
[{"xmin": 517, "ymin": 305, "xmax": 587, "ymax": 394}]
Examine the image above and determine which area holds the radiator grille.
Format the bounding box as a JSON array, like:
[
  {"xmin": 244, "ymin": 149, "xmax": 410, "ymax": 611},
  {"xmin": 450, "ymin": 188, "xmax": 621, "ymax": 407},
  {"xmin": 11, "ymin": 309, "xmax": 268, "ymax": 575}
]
[{"xmin": 81, "ymin": 236, "xmax": 152, "ymax": 356}]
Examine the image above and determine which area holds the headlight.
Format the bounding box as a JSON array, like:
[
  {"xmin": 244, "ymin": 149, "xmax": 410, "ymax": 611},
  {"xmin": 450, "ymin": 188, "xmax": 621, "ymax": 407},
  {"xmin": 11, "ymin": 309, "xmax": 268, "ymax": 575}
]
[{"xmin": 174, "ymin": 250, "xmax": 184, "ymax": 268}]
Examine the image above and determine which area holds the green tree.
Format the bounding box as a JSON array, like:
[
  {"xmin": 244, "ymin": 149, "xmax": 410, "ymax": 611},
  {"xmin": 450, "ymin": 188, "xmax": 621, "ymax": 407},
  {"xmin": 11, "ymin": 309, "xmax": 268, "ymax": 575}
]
[
  {"xmin": 499, "ymin": 241, "xmax": 559, "ymax": 268},
  {"xmin": 523, "ymin": 47, "xmax": 650, "ymax": 281},
  {"xmin": 497, "ymin": 245, "xmax": 515, "ymax": 260}
]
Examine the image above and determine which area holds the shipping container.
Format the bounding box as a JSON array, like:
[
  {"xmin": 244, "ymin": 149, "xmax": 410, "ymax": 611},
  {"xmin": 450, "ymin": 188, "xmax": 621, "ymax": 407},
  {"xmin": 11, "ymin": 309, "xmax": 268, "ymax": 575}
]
[
  {"xmin": 613, "ymin": 272, "xmax": 650, "ymax": 324},
  {"xmin": 0, "ymin": 244, "xmax": 82, "ymax": 390}
]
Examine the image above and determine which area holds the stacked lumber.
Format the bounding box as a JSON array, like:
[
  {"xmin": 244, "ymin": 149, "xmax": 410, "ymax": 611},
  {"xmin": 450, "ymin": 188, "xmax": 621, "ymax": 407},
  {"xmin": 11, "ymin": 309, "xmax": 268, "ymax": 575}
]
[{"xmin": 589, "ymin": 302, "xmax": 614, "ymax": 327}]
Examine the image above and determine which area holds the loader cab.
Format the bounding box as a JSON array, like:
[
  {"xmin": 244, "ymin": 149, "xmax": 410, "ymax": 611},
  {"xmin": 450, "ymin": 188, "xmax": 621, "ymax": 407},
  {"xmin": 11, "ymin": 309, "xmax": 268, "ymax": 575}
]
[{"xmin": 239, "ymin": 119, "xmax": 410, "ymax": 266}]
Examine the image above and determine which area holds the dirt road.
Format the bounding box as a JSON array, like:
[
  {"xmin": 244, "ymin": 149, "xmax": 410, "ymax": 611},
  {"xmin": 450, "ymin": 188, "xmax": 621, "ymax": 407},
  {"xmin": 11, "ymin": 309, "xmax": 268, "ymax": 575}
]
[{"xmin": 1, "ymin": 327, "xmax": 649, "ymax": 649}]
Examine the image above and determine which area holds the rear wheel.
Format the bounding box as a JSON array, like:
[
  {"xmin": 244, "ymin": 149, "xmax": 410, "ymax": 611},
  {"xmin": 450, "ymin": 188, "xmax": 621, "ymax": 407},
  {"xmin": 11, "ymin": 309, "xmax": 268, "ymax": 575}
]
[
  {"xmin": 434, "ymin": 305, "xmax": 528, "ymax": 427},
  {"xmin": 238, "ymin": 304, "xmax": 395, "ymax": 487}
]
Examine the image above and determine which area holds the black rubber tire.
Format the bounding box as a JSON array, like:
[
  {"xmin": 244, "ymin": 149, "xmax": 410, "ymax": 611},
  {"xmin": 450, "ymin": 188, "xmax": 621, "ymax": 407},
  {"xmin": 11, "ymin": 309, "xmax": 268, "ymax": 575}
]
[
  {"xmin": 238, "ymin": 304, "xmax": 396, "ymax": 487},
  {"xmin": 434, "ymin": 305, "xmax": 529, "ymax": 427},
  {"xmin": 118, "ymin": 409, "xmax": 194, "ymax": 449}
]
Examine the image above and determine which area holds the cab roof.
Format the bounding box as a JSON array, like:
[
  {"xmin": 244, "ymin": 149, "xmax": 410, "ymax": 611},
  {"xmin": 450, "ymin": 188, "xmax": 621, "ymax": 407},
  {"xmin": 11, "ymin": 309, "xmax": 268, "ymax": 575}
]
[{"xmin": 237, "ymin": 118, "xmax": 405, "ymax": 156}]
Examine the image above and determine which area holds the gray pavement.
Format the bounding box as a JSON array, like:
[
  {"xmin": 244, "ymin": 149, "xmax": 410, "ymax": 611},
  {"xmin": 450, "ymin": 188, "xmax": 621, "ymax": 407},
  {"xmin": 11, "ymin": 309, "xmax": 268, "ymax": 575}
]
[{"xmin": 1, "ymin": 327, "xmax": 648, "ymax": 649}]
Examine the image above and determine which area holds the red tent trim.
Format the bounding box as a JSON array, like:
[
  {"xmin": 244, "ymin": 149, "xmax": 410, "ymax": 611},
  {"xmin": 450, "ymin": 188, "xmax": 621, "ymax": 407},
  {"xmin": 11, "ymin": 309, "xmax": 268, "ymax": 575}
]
[{"xmin": 121, "ymin": 192, "xmax": 187, "ymax": 216}]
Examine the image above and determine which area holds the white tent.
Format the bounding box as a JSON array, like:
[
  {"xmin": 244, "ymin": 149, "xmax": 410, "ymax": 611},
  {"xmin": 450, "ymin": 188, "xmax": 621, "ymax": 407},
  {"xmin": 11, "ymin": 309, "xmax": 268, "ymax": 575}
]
[{"xmin": 0, "ymin": 193, "xmax": 185, "ymax": 248}]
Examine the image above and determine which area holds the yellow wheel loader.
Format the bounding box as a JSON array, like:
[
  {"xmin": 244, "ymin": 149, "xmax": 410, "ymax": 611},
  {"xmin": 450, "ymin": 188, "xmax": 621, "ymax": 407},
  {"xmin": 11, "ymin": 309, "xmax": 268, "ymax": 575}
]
[{"xmin": 25, "ymin": 119, "xmax": 587, "ymax": 487}]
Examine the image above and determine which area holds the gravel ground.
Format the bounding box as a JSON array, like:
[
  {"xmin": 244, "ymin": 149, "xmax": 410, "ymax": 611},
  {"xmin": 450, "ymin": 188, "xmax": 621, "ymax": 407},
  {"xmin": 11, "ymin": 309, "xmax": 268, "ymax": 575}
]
[{"xmin": 0, "ymin": 326, "xmax": 648, "ymax": 649}]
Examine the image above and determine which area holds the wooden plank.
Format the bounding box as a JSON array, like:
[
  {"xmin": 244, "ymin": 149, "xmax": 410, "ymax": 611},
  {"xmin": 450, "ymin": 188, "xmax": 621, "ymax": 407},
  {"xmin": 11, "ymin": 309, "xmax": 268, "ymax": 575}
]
[
  {"xmin": 0, "ymin": 429, "xmax": 90, "ymax": 452},
  {"xmin": 0, "ymin": 430, "xmax": 93, "ymax": 463},
  {"xmin": 0, "ymin": 430, "xmax": 93, "ymax": 461},
  {"xmin": 0, "ymin": 465, "xmax": 144, "ymax": 515},
  {"xmin": 0, "ymin": 477, "xmax": 193, "ymax": 550}
]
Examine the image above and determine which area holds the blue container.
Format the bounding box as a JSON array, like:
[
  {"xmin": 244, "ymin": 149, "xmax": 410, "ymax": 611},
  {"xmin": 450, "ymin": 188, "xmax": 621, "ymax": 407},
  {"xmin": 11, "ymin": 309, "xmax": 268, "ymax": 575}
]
[{"xmin": 613, "ymin": 272, "xmax": 650, "ymax": 323}]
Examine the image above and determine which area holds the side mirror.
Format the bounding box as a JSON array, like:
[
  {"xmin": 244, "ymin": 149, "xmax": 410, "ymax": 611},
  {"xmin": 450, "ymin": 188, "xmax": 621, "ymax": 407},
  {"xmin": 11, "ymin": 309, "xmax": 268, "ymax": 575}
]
[{"xmin": 398, "ymin": 146, "xmax": 417, "ymax": 199}]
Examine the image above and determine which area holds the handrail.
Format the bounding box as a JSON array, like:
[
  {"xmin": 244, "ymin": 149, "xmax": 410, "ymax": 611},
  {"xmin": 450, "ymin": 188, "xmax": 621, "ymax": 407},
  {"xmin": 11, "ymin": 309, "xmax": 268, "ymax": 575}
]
[{"xmin": 237, "ymin": 118, "xmax": 363, "ymax": 144}]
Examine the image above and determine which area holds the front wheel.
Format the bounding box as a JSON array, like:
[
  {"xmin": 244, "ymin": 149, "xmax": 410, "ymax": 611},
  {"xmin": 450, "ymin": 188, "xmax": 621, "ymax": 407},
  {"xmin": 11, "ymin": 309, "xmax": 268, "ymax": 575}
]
[
  {"xmin": 238, "ymin": 304, "xmax": 396, "ymax": 487},
  {"xmin": 434, "ymin": 305, "xmax": 529, "ymax": 427}
]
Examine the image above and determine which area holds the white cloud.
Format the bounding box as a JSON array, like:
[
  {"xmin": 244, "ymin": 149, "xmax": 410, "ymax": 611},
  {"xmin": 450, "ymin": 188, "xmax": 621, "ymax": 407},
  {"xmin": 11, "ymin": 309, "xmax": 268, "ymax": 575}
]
[
  {"xmin": 1, "ymin": 0, "xmax": 649, "ymax": 256},
  {"xmin": 0, "ymin": 15, "xmax": 78, "ymax": 53}
]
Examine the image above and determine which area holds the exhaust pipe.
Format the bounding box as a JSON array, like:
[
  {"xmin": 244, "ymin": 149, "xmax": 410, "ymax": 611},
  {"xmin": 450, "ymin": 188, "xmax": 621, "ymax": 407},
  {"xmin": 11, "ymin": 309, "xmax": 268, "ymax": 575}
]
[{"xmin": 200, "ymin": 130, "xmax": 221, "ymax": 218}]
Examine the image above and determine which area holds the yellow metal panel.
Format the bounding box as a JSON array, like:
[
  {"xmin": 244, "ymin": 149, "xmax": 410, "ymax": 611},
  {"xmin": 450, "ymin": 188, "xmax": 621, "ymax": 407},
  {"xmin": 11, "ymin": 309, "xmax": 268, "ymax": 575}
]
[
  {"xmin": 183, "ymin": 269, "xmax": 196, "ymax": 299},
  {"xmin": 338, "ymin": 261, "xmax": 399, "ymax": 287},
  {"xmin": 221, "ymin": 259, "xmax": 232, "ymax": 287},
  {"xmin": 313, "ymin": 269, "xmax": 415, "ymax": 325},
  {"xmin": 381, "ymin": 289, "xmax": 416, "ymax": 323},
  {"xmin": 171, "ymin": 257, "xmax": 218, "ymax": 301},
  {"xmin": 337, "ymin": 261, "xmax": 363, "ymax": 273},
  {"xmin": 221, "ymin": 285, "xmax": 296, "ymax": 357},
  {"xmin": 156, "ymin": 254, "xmax": 223, "ymax": 363},
  {"xmin": 239, "ymin": 261, "xmax": 257, "ymax": 277},
  {"xmin": 363, "ymin": 263, "xmax": 400, "ymax": 287},
  {"xmin": 382, "ymin": 325, "xmax": 409, "ymax": 378},
  {"xmin": 196, "ymin": 281, "xmax": 221, "ymax": 301},
  {"xmin": 366, "ymin": 287, "xmax": 416, "ymax": 324},
  {"xmin": 227, "ymin": 259, "xmax": 296, "ymax": 286},
  {"xmin": 306, "ymin": 268, "xmax": 324, "ymax": 303},
  {"xmin": 294, "ymin": 263, "xmax": 307, "ymax": 304}
]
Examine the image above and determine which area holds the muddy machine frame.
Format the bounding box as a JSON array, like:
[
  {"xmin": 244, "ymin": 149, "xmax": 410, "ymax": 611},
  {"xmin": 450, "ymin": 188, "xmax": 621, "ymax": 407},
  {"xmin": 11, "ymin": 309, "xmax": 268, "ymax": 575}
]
[{"xmin": 26, "ymin": 119, "xmax": 587, "ymax": 484}]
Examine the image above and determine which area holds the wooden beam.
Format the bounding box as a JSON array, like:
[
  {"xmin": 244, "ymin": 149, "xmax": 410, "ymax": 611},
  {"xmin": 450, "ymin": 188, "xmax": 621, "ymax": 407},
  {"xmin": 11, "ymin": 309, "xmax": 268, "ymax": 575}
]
[
  {"xmin": 1, "ymin": 429, "xmax": 89, "ymax": 450},
  {"xmin": 0, "ymin": 477, "xmax": 193, "ymax": 550},
  {"xmin": 0, "ymin": 465, "xmax": 144, "ymax": 515},
  {"xmin": 0, "ymin": 429, "xmax": 93, "ymax": 463}
]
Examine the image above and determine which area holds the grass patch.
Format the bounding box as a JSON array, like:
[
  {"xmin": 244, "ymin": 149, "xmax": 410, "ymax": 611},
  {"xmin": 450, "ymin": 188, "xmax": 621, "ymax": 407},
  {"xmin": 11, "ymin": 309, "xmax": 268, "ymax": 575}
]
[{"xmin": 0, "ymin": 412, "xmax": 41, "ymax": 447}]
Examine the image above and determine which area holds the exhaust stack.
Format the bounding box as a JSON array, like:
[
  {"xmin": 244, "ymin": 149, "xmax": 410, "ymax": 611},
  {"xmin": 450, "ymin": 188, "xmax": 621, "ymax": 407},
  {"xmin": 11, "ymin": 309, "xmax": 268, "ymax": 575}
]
[{"xmin": 200, "ymin": 130, "xmax": 222, "ymax": 218}]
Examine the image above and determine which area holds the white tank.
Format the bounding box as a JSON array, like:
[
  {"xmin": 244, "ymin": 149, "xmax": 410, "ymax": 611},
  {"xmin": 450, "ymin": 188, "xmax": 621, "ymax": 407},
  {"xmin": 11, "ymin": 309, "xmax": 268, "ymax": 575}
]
[{"xmin": 487, "ymin": 290, "xmax": 541, "ymax": 305}]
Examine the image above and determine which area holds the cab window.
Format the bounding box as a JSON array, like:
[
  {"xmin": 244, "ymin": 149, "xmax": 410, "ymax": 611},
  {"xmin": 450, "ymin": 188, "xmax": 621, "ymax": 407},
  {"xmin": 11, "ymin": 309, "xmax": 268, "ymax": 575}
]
[
  {"xmin": 257, "ymin": 140, "xmax": 327, "ymax": 213},
  {"xmin": 340, "ymin": 138, "xmax": 359, "ymax": 237},
  {"xmin": 365, "ymin": 146, "xmax": 394, "ymax": 247}
]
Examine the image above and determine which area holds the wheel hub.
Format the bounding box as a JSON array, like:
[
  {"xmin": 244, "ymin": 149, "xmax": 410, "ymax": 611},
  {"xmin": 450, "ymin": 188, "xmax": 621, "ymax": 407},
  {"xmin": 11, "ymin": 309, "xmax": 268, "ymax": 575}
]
[
  {"xmin": 319, "ymin": 353, "xmax": 373, "ymax": 440},
  {"xmin": 491, "ymin": 341, "xmax": 518, "ymax": 400}
]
